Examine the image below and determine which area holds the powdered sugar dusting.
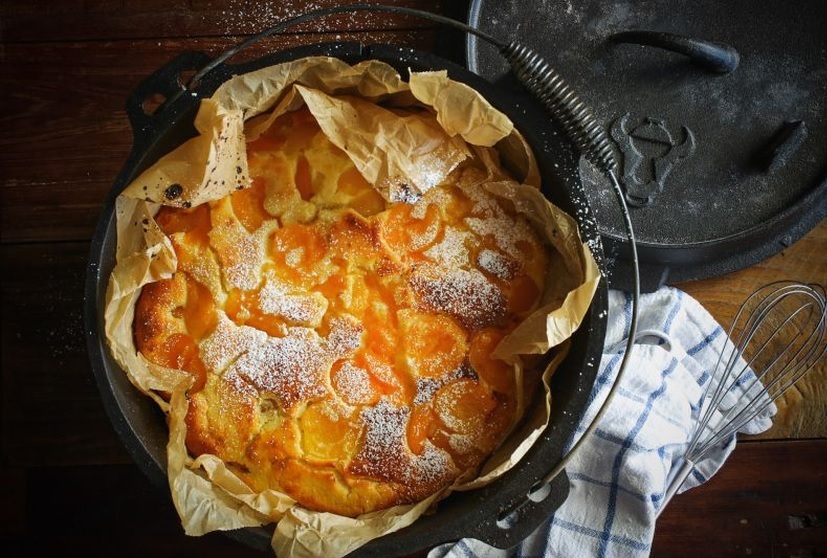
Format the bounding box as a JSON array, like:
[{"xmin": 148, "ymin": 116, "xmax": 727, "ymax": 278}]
[
  {"xmin": 413, "ymin": 362, "xmax": 476, "ymax": 405},
  {"xmin": 220, "ymin": 0, "xmax": 326, "ymax": 35},
  {"xmin": 318, "ymin": 397, "xmax": 352, "ymax": 422},
  {"xmin": 326, "ymin": 315, "xmax": 364, "ymax": 358},
  {"xmin": 200, "ymin": 313, "xmax": 268, "ymax": 372},
  {"xmin": 411, "ymin": 187, "xmax": 451, "ymax": 219},
  {"xmin": 233, "ymin": 327, "xmax": 329, "ymax": 410},
  {"xmin": 414, "ymin": 377, "xmax": 442, "ymax": 405},
  {"xmin": 285, "ymin": 247, "xmax": 304, "ymax": 268},
  {"xmin": 350, "ymin": 399, "xmax": 407, "ymax": 480},
  {"xmin": 219, "ymin": 225, "xmax": 271, "ymax": 291},
  {"xmin": 411, "ymin": 265, "xmax": 506, "ymax": 331},
  {"xmin": 223, "ymin": 367, "xmax": 259, "ymax": 400},
  {"xmin": 434, "ymin": 383, "xmax": 485, "ymax": 455},
  {"xmin": 423, "ymin": 226, "xmax": 472, "ymax": 270},
  {"xmin": 408, "ymin": 217, "xmax": 441, "ymax": 251},
  {"xmin": 466, "ymin": 214, "xmax": 534, "ymax": 258},
  {"xmin": 464, "ymin": 182, "xmax": 503, "ymax": 218},
  {"xmin": 477, "ymin": 248, "xmax": 520, "ymax": 280},
  {"xmin": 351, "ymin": 398, "xmax": 453, "ymax": 486},
  {"xmin": 448, "ymin": 433, "xmax": 476, "ymax": 455},
  {"xmin": 363, "ymin": 352, "xmax": 401, "ymax": 391},
  {"xmin": 461, "ymin": 184, "xmax": 539, "ymax": 259},
  {"xmin": 259, "ymin": 273, "xmax": 327, "ymax": 326},
  {"xmin": 414, "ymin": 441, "xmax": 453, "ymax": 486},
  {"xmin": 332, "ymin": 361, "xmax": 374, "ymax": 405}
]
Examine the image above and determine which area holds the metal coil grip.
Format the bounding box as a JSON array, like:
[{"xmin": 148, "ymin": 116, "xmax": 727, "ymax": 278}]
[{"xmin": 500, "ymin": 41, "xmax": 618, "ymax": 175}]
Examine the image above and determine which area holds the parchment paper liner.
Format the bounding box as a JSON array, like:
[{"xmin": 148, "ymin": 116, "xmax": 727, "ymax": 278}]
[{"xmin": 104, "ymin": 56, "xmax": 600, "ymax": 558}]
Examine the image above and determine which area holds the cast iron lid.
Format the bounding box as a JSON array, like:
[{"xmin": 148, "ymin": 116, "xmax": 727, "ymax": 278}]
[{"xmin": 466, "ymin": 0, "xmax": 827, "ymax": 292}]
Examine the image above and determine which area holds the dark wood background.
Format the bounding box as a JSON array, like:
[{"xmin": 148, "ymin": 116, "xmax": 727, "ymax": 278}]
[{"xmin": 1, "ymin": 1, "xmax": 825, "ymax": 556}]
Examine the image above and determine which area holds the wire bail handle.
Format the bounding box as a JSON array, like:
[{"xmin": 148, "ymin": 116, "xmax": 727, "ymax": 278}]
[{"xmin": 183, "ymin": 0, "xmax": 642, "ymax": 536}]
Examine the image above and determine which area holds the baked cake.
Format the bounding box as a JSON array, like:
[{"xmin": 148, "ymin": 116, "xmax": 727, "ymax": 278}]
[{"xmin": 133, "ymin": 106, "xmax": 551, "ymax": 517}]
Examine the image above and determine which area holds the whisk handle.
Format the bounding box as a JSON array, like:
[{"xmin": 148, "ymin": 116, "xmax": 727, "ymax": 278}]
[{"xmin": 658, "ymin": 458, "xmax": 696, "ymax": 518}]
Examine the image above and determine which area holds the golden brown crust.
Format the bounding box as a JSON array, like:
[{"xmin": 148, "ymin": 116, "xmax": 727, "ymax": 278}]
[{"xmin": 133, "ymin": 107, "xmax": 550, "ymax": 517}]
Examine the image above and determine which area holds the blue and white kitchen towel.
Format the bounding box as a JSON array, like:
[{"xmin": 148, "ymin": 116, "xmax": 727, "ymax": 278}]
[{"xmin": 430, "ymin": 286, "xmax": 774, "ymax": 558}]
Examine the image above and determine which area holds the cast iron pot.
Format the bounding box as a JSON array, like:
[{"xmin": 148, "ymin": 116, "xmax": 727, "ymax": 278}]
[{"xmin": 84, "ymin": 41, "xmax": 609, "ymax": 556}]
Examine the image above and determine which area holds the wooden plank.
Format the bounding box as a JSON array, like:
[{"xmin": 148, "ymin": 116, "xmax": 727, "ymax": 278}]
[
  {"xmin": 0, "ymin": 0, "xmax": 448, "ymax": 42},
  {"xmin": 1, "ymin": 241, "xmax": 132, "ymax": 467},
  {"xmin": 652, "ymin": 439, "xmax": 827, "ymax": 557},
  {"xmin": 1, "ymin": 3, "xmax": 824, "ymax": 556},
  {"xmin": 0, "ymin": 464, "xmax": 264, "ymax": 555},
  {"xmin": 0, "ymin": 441, "xmax": 823, "ymax": 556}
]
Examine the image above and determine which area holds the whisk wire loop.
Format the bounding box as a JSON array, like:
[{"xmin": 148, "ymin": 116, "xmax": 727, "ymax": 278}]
[{"xmin": 660, "ymin": 280, "xmax": 826, "ymax": 516}]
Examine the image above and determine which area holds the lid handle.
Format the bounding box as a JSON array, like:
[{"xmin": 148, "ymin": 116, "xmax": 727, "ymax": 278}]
[{"xmin": 610, "ymin": 30, "xmax": 740, "ymax": 74}]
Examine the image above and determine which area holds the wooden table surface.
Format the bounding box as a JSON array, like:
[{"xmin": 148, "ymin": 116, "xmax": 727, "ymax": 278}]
[{"xmin": 1, "ymin": 1, "xmax": 825, "ymax": 556}]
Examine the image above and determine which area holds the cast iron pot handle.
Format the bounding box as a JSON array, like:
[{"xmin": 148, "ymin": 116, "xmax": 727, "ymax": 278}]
[
  {"xmin": 610, "ymin": 30, "xmax": 740, "ymax": 74},
  {"xmin": 125, "ymin": 50, "xmax": 214, "ymax": 146}
]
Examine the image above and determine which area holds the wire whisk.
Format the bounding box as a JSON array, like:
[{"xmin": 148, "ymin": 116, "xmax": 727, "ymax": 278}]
[{"xmin": 658, "ymin": 280, "xmax": 827, "ymax": 516}]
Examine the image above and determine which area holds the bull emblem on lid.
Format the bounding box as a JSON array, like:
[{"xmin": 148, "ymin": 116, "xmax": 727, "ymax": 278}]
[{"xmin": 611, "ymin": 113, "xmax": 696, "ymax": 207}]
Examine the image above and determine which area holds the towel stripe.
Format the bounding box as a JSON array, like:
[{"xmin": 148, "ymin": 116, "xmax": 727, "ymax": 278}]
[
  {"xmin": 597, "ymin": 357, "xmax": 676, "ymax": 558},
  {"xmin": 568, "ymin": 472, "xmax": 651, "ymax": 504},
  {"xmin": 550, "ymin": 516, "xmax": 651, "ymax": 552},
  {"xmin": 662, "ymin": 289, "xmax": 684, "ymax": 333}
]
